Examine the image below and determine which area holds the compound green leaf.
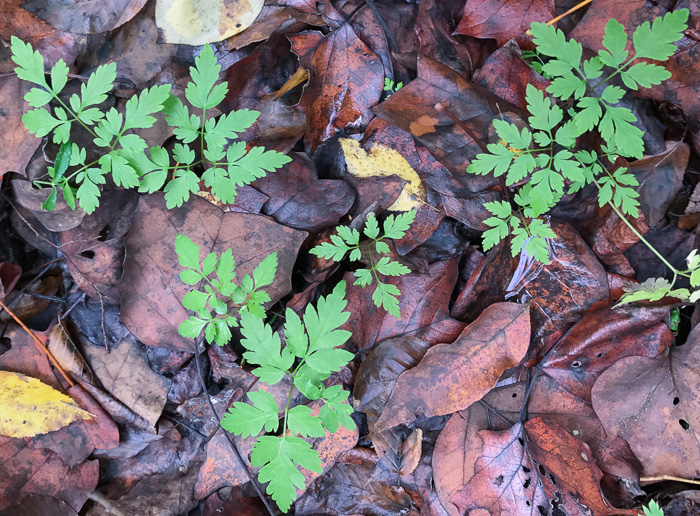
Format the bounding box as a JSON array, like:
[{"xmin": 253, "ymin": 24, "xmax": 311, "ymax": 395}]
[
  {"xmin": 11, "ymin": 37, "xmax": 47, "ymax": 88},
  {"xmin": 363, "ymin": 213, "xmax": 380, "ymax": 239},
  {"xmin": 284, "ymin": 308, "xmax": 308, "ymax": 358},
  {"xmin": 574, "ymin": 96, "xmax": 602, "ymax": 132},
  {"xmin": 165, "ymin": 168, "xmax": 200, "ymax": 208},
  {"xmin": 252, "ymin": 252, "xmax": 278, "ymax": 288},
  {"xmin": 240, "ymin": 311, "xmax": 294, "ymax": 384},
  {"xmin": 77, "ymin": 63, "xmax": 117, "ymax": 111},
  {"xmin": 178, "ymin": 315, "xmax": 208, "ymax": 338},
  {"xmin": 467, "ymin": 144, "xmax": 513, "ymax": 176},
  {"xmin": 163, "ymin": 96, "xmax": 201, "ymax": 143},
  {"xmin": 123, "ymin": 84, "xmax": 171, "ymax": 131},
  {"xmin": 186, "ymin": 44, "xmax": 227, "ymax": 109},
  {"xmin": 374, "ymin": 256, "xmax": 410, "ymax": 277},
  {"xmin": 372, "ymin": 281, "xmax": 401, "ymax": 319},
  {"xmin": 303, "ymin": 280, "xmax": 351, "ymax": 355},
  {"xmin": 22, "ymin": 108, "xmax": 61, "ymax": 138},
  {"xmin": 204, "ymin": 109, "xmax": 259, "ymax": 148}
]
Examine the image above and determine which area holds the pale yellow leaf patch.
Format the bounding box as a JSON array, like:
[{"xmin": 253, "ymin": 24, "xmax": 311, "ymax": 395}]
[
  {"xmin": 339, "ymin": 138, "xmax": 425, "ymax": 211},
  {"xmin": 156, "ymin": 0, "xmax": 265, "ymax": 45},
  {"xmin": 0, "ymin": 371, "xmax": 91, "ymax": 438}
]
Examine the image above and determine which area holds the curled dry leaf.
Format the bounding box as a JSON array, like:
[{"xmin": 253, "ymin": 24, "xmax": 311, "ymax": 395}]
[
  {"xmin": 592, "ymin": 327, "xmax": 700, "ymax": 479},
  {"xmin": 374, "ymin": 301, "xmax": 530, "ymax": 431}
]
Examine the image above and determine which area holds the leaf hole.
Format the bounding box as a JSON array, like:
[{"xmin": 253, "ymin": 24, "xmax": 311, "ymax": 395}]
[
  {"xmin": 80, "ymin": 250, "xmax": 95, "ymax": 259},
  {"xmin": 597, "ymin": 352, "xmax": 604, "ymax": 358},
  {"xmin": 538, "ymin": 464, "xmax": 546, "ymax": 476},
  {"xmin": 522, "ymin": 466, "xmax": 531, "ymax": 473},
  {"xmin": 494, "ymin": 474, "xmax": 504, "ymax": 486},
  {"xmin": 549, "ymin": 473, "xmax": 557, "ymax": 485},
  {"xmin": 526, "ymin": 501, "xmax": 531, "ymax": 506},
  {"xmin": 518, "ymin": 437, "xmax": 524, "ymax": 446},
  {"xmin": 679, "ymin": 419, "xmax": 690, "ymax": 430},
  {"xmin": 673, "ymin": 397, "xmax": 680, "ymax": 405},
  {"xmin": 523, "ymin": 477, "xmax": 531, "ymax": 489},
  {"xmin": 0, "ymin": 337, "xmax": 10, "ymax": 356},
  {"xmin": 97, "ymin": 225, "xmax": 111, "ymax": 242},
  {"xmin": 571, "ymin": 360, "xmax": 581, "ymax": 368},
  {"xmin": 512, "ymin": 392, "xmax": 518, "ymax": 398}
]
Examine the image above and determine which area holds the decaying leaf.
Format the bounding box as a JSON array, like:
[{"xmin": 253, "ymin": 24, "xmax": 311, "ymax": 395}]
[
  {"xmin": 156, "ymin": 0, "xmax": 265, "ymax": 44},
  {"xmin": 0, "ymin": 371, "xmax": 91, "ymax": 438},
  {"xmin": 374, "ymin": 302, "xmax": 530, "ymax": 431},
  {"xmin": 340, "ymin": 138, "xmax": 426, "ymax": 211}
]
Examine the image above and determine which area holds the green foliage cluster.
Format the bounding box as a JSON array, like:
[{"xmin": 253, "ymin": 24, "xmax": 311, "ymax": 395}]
[
  {"xmin": 641, "ymin": 500, "xmax": 664, "ymax": 516},
  {"xmin": 11, "ymin": 38, "xmax": 290, "ymax": 214},
  {"xmin": 310, "ymin": 210, "xmax": 416, "ymax": 318},
  {"xmin": 468, "ymin": 10, "xmax": 688, "ymax": 264},
  {"xmin": 220, "ymin": 281, "xmax": 356, "ymax": 512},
  {"xmin": 383, "ymin": 77, "xmax": 403, "ymax": 96},
  {"xmin": 176, "ymin": 235, "xmax": 356, "ymax": 512},
  {"xmin": 175, "ymin": 234, "xmax": 278, "ymax": 346}
]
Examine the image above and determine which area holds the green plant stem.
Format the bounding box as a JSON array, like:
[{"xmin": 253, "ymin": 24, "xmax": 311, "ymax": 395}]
[
  {"xmin": 590, "ymin": 55, "xmax": 637, "ymax": 92},
  {"xmin": 53, "ymin": 96, "xmax": 99, "ymax": 139},
  {"xmin": 593, "ymin": 178, "xmax": 686, "ymax": 279}
]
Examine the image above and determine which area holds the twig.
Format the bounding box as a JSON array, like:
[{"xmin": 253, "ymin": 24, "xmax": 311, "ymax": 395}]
[
  {"xmin": 0, "ymin": 299, "xmax": 74, "ymax": 387},
  {"xmin": 640, "ymin": 475, "xmax": 700, "ymax": 485},
  {"xmin": 545, "ymin": 0, "xmax": 593, "ymax": 27}
]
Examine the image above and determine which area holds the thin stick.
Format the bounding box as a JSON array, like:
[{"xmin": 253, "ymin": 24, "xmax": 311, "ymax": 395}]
[
  {"xmin": 546, "ymin": 0, "xmax": 593, "ymax": 26},
  {"xmin": 640, "ymin": 475, "xmax": 700, "ymax": 485},
  {"xmin": 0, "ymin": 299, "xmax": 75, "ymax": 387}
]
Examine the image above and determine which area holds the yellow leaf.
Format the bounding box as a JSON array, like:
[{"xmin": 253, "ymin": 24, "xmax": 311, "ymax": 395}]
[
  {"xmin": 0, "ymin": 371, "xmax": 91, "ymax": 438},
  {"xmin": 156, "ymin": 0, "xmax": 265, "ymax": 45},
  {"xmin": 339, "ymin": 138, "xmax": 426, "ymax": 211}
]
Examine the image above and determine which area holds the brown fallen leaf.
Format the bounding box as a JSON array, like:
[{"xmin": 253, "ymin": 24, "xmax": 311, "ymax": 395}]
[
  {"xmin": 289, "ymin": 25, "xmax": 384, "ymax": 153},
  {"xmin": 22, "ymin": 0, "xmax": 147, "ymax": 33},
  {"xmin": 0, "ymin": 262, "xmax": 21, "ymax": 302},
  {"xmin": 82, "ymin": 336, "xmax": 170, "ymax": 430},
  {"xmin": 0, "ymin": 436, "xmax": 98, "ymax": 513},
  {"xmin": 118, "ymin": 192, "xmax": 306, "ymax": 351},
  {"xmin": 374, "ymin": 301, "xmax": 530, "ymax": 431},
  {"xmin": 592, "ymin": 326, "xmax": 700, "ymax": 479},
  {"xmin": 449, "ymin": 417, "xmax": 637, "ymax": 516}
]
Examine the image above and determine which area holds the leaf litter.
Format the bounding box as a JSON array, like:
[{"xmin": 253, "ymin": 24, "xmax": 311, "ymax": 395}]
[{"xmin": 0, "ymin": 1, "xmax": 699, "ymax": 515}]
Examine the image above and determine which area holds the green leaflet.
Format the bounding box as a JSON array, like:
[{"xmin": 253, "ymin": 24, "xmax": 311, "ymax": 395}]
[{"xmin": 310, "ymin": 211, "xmax": 416, "ymax": 318}]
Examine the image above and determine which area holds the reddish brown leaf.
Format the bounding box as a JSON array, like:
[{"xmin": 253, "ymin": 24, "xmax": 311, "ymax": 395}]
[
  {"xmin": 449, "ymin": 417, "xmax": 635, "ymax": 516},
  {"xmin": 0, "ymin": 262, "xmax": 21, "ymax": 302},
  {"xmin": 0, "ymin": 436, "xmax": 98, "ymax": 513},
  {"xmin": 373, "ymin": 56, "xmax": 519, "ymax": 183},
  {"xmin": 507, "ymin": 220, "xmax": 610, "ymax": 354},
  {"xmin": 589, "ymin": 207, "xmax": 649, "ymax": 276},
  {"xmin": 354, "ymin": 336, "xmax": 432, "ymax": 424},
  {"xmin": 374, "ymin": 302, "xmax": 530, "ymax": 431},
  {"xmin": 118, "ymin": 193, "xmax": 306, "ymax": 351},
  {"xmin": 252, "ymin": 153, "xmax": 354, "ymax": 233},
  {"xmin": 0, "ymin": 77, "xmax": 40, "ymax": 179},
  {"xmin": 474, "ymin": 40, "xmax": 550, "ymax": 110},
  {"xmin": 343, "ymin": 258, "xmax": 463, "ymax": 351},
  {"xmin": 0, "ymin": 324, "xmax": 63, "ymax": 390},
  {"xmin": 454, "ymin": 0, "xmax": 554, "ymax": 48},
  {"xmin": 539, "ymin": 305, "xmax": 673, "ymax": 401},
  {"xmin": 289, "ymin": 25, "xmax": 384, "ymax": 153},
  {"xmin": 592, "ymin": 326, "xmax": 700, "ymax": 478}
]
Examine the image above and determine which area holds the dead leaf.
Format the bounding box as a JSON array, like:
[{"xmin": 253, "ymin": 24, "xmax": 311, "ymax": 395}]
[
  {"xmin": 343, "ymin": 258, "xmax": 464, "ymax": 351},
  {"xmin": 374, "ymin": 302, "xmax": 530, "ymax": 431},
  {"xmin": 118, "ymin": 192, "xmax": 306, "ymax": 351},
  {"xmin": 155, "ymin": 0, "xmax": 264, "ymax": 44},
  {"xmin": 0, "ymin": 77, "xmax": 40, "ymax": 178},
  {"xmin": 354, "ymin": 336, "xmax": 432, "ymax": 425},
  {"xmin": 592, "ymin": 326, "xmax": 700, "ymax": 479},
  {"xmin": 454, "ymin": 0, "xmax": 554, "ymax": 48},
  {"xmin": 0, "ymin": 262, "xmax": 21, "ymax": 302},
  {"xmin": 21, "ymin": 0, "xmax": 148, "ymax": 33},
  {"xmin": 0, "ymin": 371, "xmax": 90, "ymax": 438},
  {"xmin": 60, "ymin": 190, "xmax": 140, "ymax": 304},
  {"xmin": 252, "ymin": 153, "xmax": 355, "ymax": 233},
  {"xmin": 449, "ymin": 417, "xmax": 636, "ymax": 515},
  {"xmin": 0, "ymin": 436, "xmax": 98, "ymax": 513},
  {"xmin": 340, "ymin": 138, "xmax": 426, "ymax": 211},
  {"xmin": 289, "ymin": 25, "xmax": 384, "ymax": 153},
  {"xmin": 82, "ymin": 336, "xmax": 170, "ymax": 430}
]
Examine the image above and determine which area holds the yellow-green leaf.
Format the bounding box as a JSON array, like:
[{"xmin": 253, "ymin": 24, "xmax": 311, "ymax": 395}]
[{"xmin": 0, "ymin": 371, "xmax": 91, "ymax": 438}]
